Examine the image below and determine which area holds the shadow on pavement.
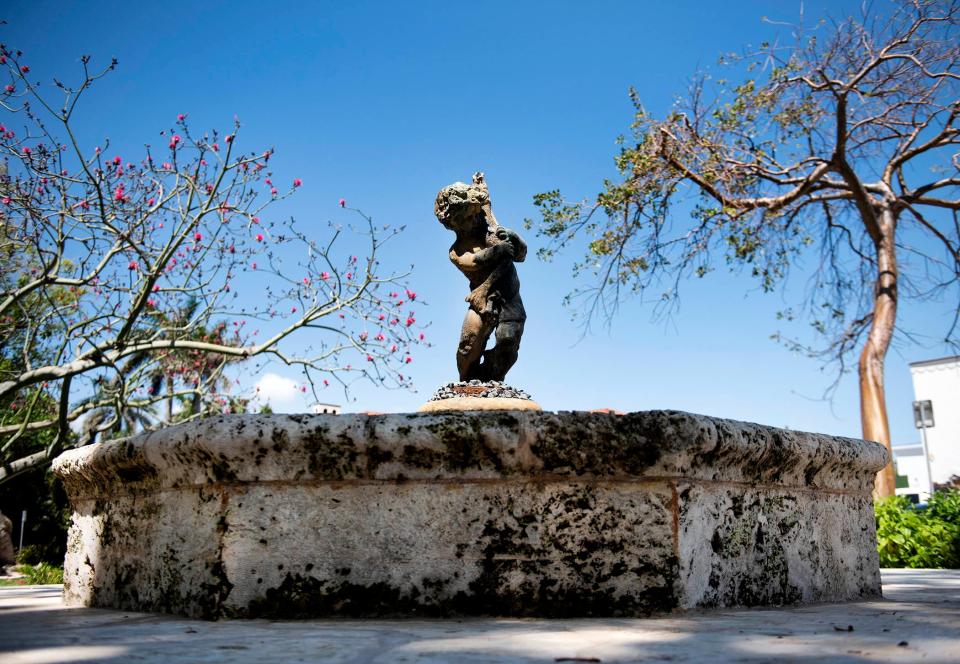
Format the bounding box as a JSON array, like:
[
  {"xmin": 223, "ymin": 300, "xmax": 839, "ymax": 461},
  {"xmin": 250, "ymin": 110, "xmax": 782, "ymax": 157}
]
[{"xmin": 0, "ymin": 571, "xmax": 957, "ymax": 663}]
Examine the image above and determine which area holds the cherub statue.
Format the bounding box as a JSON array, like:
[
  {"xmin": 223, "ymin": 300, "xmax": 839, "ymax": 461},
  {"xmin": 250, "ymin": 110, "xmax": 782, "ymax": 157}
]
[{"xmin": 435, "ymin": 173, "xmax": 527, "ymax": 382}]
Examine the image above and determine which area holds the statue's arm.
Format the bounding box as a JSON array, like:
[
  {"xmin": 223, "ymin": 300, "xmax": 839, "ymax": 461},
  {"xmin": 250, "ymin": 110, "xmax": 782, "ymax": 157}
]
[
  {"xmin": 449, "ymin": 242, "xmax": 514, "ymax": 269},
  {"xmin": 493, "ymin": 227, "xmax": 527, "ymax": 263}
]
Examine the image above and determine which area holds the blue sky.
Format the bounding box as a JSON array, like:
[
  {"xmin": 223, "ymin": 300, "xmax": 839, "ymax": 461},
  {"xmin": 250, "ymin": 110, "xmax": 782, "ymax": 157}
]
[{"xmin": 7, "ymin": 0, "xmax": 956, "ymax": 444}]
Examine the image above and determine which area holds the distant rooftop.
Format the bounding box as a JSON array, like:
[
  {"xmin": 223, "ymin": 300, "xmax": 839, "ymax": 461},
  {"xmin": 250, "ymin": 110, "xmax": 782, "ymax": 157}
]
[
  {"xmin": 909, "ymin": 355, "xmax": 960, "ymax": 369},
  {"xmin": 892, "ymin": 444, "xmax": 924, "ymax": 457}
]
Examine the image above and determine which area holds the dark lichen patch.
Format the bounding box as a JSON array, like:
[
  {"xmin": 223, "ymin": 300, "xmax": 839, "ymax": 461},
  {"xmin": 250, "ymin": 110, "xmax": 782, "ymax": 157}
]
[
  {"xmin": 301, "ymin": 424, "xmax": 359, "ymax": 479},
  {"xmin": 365, "ymin": 445, "xmax": 394, "ymax": 474},
  {"xmin": 270, "ymin": 427, "xmax": 290, "ymax": 454},
  {"xmin": 423, "ymin": 415, "xmax": 505, "ymax": 473},
  {"xmin": 695, "ymin": 492, "xmax": 806, "ymax": 608},
  {"xmin": 243, "ymin": 573, "xmax": 443, "ymax": 618},
  {"xmin": 459, "ymin": 485, "xmax": 678, "ymax": 617},
  {"xmin": 198, "ymin": 559, "xmax": 235, "ymax": 620},
  {"xmin": 400, "ymin": 444, "xmax": 444, "ymax": 469},
  {"xmin": 460, "ymin": 570, "xmax": 678, "ymax": 618},
  {"xmin": 114, "ymin": 463, "xmax": 157, "ymax": 484},
  {"xmin": 529, "ymin": 414, "xmax": 664, "ymax": 476},
  {"xmin": 209, "ymin": 458, "xmax": 238, "ymax": 483}
]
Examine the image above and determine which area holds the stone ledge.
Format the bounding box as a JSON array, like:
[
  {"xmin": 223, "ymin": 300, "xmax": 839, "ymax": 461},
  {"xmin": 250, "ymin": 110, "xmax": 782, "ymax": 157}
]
[
  {"xmin": 52, "ymin": 411, "xmax": 887, "ymax": 619},
  {"xmin": 53, "ymin": 411, "xmax": 886, "ymax": 495}
]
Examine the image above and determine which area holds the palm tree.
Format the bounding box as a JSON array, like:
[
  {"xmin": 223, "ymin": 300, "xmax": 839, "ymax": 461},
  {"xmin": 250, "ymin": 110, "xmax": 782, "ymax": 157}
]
[{"xmin": 149, "ymin": 297, "xmax": 242, "ymax": 422}]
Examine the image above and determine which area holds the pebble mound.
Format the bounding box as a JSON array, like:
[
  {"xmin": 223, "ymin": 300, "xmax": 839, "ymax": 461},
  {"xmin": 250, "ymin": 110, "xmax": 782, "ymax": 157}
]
[{"xmin": 428, "ymin": 380, "xmax": 533, "ymax": 402}]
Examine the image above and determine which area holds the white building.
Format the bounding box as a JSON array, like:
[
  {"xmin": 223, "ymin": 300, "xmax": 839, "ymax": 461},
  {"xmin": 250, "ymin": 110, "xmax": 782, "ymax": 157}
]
[
  {"xmin": 893, "ymin": 443, "xmax": 932, "ymax": 503},
  {"xmin": 894, "ymin": 355, "xmax": 960, "ymax": 500},
  {"xmin": 311, "ymin": 403, "xmax": 342, "ymax": 415}
]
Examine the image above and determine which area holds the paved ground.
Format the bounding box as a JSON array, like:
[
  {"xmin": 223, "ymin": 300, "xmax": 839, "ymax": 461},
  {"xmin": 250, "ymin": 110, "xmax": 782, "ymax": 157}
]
[{"xmin": 0, "ymin": 569, "xmax": 957, "ymax": 663}]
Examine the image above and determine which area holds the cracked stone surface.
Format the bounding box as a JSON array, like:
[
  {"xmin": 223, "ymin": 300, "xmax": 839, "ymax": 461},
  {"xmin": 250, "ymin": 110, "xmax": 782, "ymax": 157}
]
[{"xmin": 52, "ymin": 410, "xmax": 887, "ymax": 619}]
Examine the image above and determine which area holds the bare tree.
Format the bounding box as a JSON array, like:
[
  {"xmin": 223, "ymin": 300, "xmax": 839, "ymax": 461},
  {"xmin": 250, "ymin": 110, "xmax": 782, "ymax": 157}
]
[
  {"xmin": 530, "ymin": 0, "xmax": 959, "ymax": 496},
  {"xmin": 0, "ymin": 45, "xmax": 426, "ymax": 483}
]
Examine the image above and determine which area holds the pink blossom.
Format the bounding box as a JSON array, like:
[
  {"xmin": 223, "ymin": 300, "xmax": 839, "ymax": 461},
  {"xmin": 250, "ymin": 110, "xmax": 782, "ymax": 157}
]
[
  {"xmin": 225, "ymin": 134, "xmax": 234, "ymax": 143},
  {"xmin": 345, "ymin": 272, "xmax": 353, "ymax": 280},
  {"xmin": 359, "ymin": 332, "xmax": 368, "ymax": 341},
  {"xmin": 320, "ymin": 271, "xmax": 329, "ymax": 280},
  {"xmin": 301, "ymin": 385, "xmax": 307, "ymax": 393},
  {"xmin": 252, "ymin": 216, "xmax": 260, "ymax": 224},
  {"xmin": 194, "ymin": 232, "xmax": 203, "ymax": 241},
  {"xmin": 375, "ymin": 333, "xmax": 385, "ymax": 341},
  {"xmin": 406, "ymin": 289, "xmax": 417, "ymax": 300},
  {"xmin": 128, "ymin": 260, "xmax": 138, "ymax": 271},
  {"xmin": 172, "ymin": 135, "xmax": 181, "ymax": 144},
  {"xmin": 211, "ymin": 143, "xmax": 219, "ymax": 152},
  {"xmin": 265, "ymin": 179, "xmax": 272, "ymax": 186},
  {"xmin": 79, "ymin": 200, "xmax": 89, "ymax": 210},
  {"xmin": 22, "ymin": 146, "xmax": 30, "ymax": 155},
  {"xmin": 406, "ymin": 317, "xmax": 415, "ymax": 326},
  {"xmin": 114, "ymin": 185, "xmax": 125, "ymax": 201},
  {"xmin": 390, "ymin": 344, "xmax": 398, "ymax": 352},
  {"xmin": 4, "ymin": 85, "xmax": 13, "ymax": 93},
  {"xmin": 205, "ymin": 184, "xmax": 214, "ymax": 193},
  {"xmin": 293, "ymin": 178, "xmax": 302, "ymax": 187},
  {"xmin": 323, "ymin": 379, "xmax": 329, "ymax": 386},
  {"xmin": 147, "ymin": 298, "xmax": 157, "ymax": 307},
  {"xmin": 148, "ymin": 197, "xmax": 156, "ymax": 206},
  {"xmin": 291, "ymin": 306, "xmax": 297, "ymax": 313},
  {"xmin": 20, "ymin": 65, "xmax": 29, "ymax": 73},
  {"xmin": 419, "ymin": 332, "xmax": 425, "ymax": 340},
  {"xmin": 378, "ymin": 314, "xmax": 385, "ymax": 321},
  {"xmin": 177, "ymin": 113, "xmax": 186, "ymax": 121},
  {"xmin": 252, "ymin": 262, "xmax": 257, "ymax": 269},
  {"xmin": 256, "ymin": 233, "xmax": 264, "ymax": 242},
  {"xmin": 339, "ymin": 198, "xmax": 346, "ymax": 207},
  {"xmin": 113, "ymin": 156, "xmax": 122, "ymax": 165},
  {"xmin": 270, "ymin": 188, "xmax": 278, "ymax": 196},
  {"xmin": 303, "ymin": 277, "xmax": 310, "ymax": 285},
  {"xmin": 152, "ymin": 284, "xmax": 161, "ymax": 292},
  {"xmin": 366, "ymin": 354, "xmax": 374, "ymax": 362},
  {"xmin": 162, "ymin": 162, "xmax": 172, "ymax": 170},
  {"xmin": 405, "ymin": 356, "xmax": 412, "ymax": 364},
  {"xmin": 1, "ymin": 197, "xmax": 10, "ymax": 205}
]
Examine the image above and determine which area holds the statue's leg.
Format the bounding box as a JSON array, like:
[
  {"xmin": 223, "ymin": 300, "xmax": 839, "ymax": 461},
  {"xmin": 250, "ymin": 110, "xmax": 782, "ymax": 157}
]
[
  {"xmin": 486, "ymin": 319, "xmax": 524, "ymax": 382},
  {"xmin": 457, "ymin": 308, "xmax": 494, "ymax": 381}
]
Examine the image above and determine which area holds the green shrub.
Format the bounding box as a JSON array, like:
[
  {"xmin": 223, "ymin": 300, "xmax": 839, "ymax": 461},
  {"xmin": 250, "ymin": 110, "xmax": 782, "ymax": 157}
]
[
  {"xmin": 876, "ymin": 490, "xmax": 960, "ymax": 568},
  {"xmin": 15, "ymin": 544, "xmax": 45, "ymax": 565},
  {"xmin": 20, "ymin": 562, "xmax": 64, "ymax": 584}
]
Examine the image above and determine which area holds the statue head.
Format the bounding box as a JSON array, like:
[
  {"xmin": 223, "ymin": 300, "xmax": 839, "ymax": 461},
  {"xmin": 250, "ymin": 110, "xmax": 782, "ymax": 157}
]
[{"xmin": 434, "ymin": 180, "xmax": 489, "ymax": 231}]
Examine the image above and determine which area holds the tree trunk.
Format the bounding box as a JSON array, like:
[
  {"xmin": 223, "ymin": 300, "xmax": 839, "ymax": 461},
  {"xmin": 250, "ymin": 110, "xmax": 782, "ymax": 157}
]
[
  {"xmin": 166, "ymin": 375, "xmax": 174, "ymax": 423},
  {"xmin": 859, "ymin": 209, "xmax": 898, "ymax": 498}
]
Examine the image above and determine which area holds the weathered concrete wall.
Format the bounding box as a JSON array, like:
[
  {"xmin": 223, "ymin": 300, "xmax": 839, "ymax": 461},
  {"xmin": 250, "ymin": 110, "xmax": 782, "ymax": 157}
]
[{"xmin": 52, "ymin": 411, "xmax": 887, "ymax": 619}]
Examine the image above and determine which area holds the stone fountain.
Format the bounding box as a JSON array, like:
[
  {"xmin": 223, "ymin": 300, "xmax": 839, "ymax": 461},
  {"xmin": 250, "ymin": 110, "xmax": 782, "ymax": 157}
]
[{"xmin": 52, "ymin": 174, "xmax": 887, "ymax": 619}]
